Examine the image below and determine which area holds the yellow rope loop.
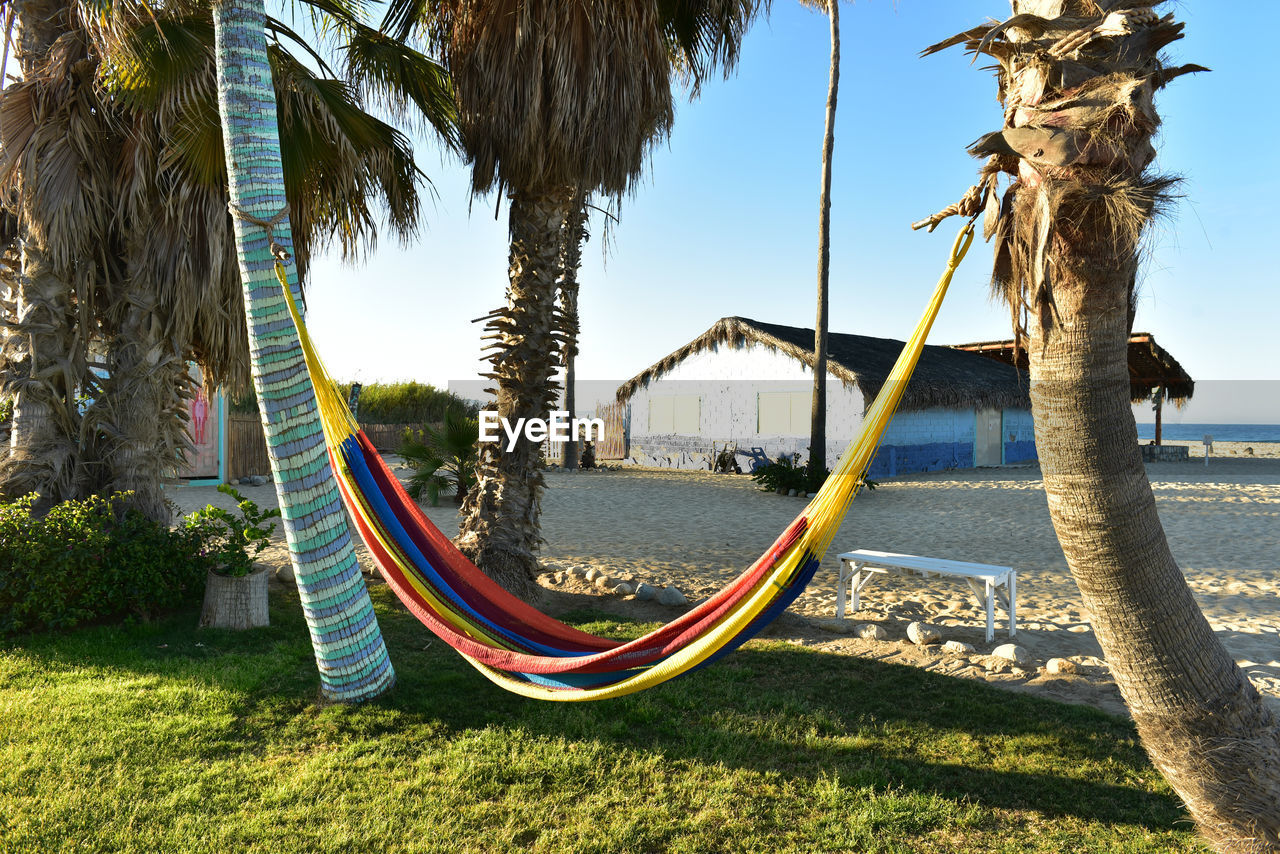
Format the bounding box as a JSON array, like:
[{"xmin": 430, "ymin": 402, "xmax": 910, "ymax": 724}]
[{"xmin": 948, "ymin": 222, "xmax": 976, "ymax": 271}]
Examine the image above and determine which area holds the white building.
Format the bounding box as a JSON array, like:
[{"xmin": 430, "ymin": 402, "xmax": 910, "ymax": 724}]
[{"xmin": 616, "ymin": 317, "xmax": 1036, "ymax": 477}]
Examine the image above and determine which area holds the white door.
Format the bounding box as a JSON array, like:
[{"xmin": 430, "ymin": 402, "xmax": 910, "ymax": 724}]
[{"xmin": 975, "ymin": 409, "xmax": 1003, "ymax": 467}]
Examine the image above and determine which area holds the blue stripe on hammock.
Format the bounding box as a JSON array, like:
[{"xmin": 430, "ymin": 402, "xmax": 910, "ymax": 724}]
[
  {"xmin": 341, "ymin": 432, "xmax": 819, "ymax": 691},
  {"xmin": 340, "ymin": 435, "xmax": 579, "ymax": 658},
  {"xmin": 689, "ymin": 551, "xmax": 824, "ymax": 673},
  {"xmin": 501, "ymin": 553, "xmax": 822, "ymax": 691}
]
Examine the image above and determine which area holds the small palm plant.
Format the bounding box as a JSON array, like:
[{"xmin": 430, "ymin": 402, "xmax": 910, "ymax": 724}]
[{"xmin": 400, "ymin": 411, "xmax": 480, "ymax": 506}]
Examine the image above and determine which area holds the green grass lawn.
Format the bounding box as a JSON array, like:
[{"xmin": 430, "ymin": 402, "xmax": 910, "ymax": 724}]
[{"xmin": 0, "ymin": 586, "xmax": 1202, "ymax": 853}]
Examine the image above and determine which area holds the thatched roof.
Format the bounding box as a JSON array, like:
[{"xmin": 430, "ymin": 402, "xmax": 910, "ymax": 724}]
[
  {"xmin": 954, "ymin": 333, "xmax": 1194, "ymax": 405},
  {"xmin": 616, "ymin": 317, "xmax": 1031, "ymax": 412}
]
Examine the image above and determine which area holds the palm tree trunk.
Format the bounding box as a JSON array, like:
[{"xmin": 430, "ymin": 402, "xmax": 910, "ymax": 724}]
[
  {"xmin": 96, "ymin": 273, "xmax": 187, "ymax": 523},
  {"xmin": 1028, "ymin": 272, "xmax": 1280, "ymax": 851},
  {"xmin": 2, "ymin": 0, "xmax": 86, "ymax": 510},
  {"xmin": 557, "ymin": 192, "xmax": 588, "ymax": 471},
  {"xmin": 211, "ymin": 0, "xmax": 393, "ymax": 701},
  {"xmin": 962, "ymin": 2, "xmax": 1280, "ymax": 846},
  {"xmin": 809, "ymin": 0, "xmax": 838, "ymax": 482},
  {"xmin": 456, "ymin": 188, "xmax": 570, "ymax": 600}
]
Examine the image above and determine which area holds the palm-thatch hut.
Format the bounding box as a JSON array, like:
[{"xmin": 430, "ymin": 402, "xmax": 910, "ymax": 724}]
[
  {"xmin": 954, "ymin": 332, "xmax": 1194, "ymax": 446},
  {"xmin": 615, "ymin": 317, "xmax": 1034, "ymax": 476}
]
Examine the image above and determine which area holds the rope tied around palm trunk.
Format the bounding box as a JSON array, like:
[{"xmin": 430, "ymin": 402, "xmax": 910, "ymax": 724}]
[{"xmin": 228, "ymin": 203, "xmax": 292, "ymax": 262}]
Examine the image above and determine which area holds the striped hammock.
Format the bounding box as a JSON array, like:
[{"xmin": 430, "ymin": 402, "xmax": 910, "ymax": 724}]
[{"xmin": 277, "ymin": 225, "xmax": 974, "ymax": 701}]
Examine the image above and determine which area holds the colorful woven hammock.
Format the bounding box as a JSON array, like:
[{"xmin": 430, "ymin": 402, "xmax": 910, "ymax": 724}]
[{"xmin": 276, "ymin": 224, "xmax": 974, "ymax": 701}]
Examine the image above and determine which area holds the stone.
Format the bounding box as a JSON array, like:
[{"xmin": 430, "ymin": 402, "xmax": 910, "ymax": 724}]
[
  {"xmin": 657, "ymin": 586, "xmax": 688, "ymax": 607},
  {"xmin": 992, "ymin": 643, "xmax": 1029, "ymax": 664},
  {"xmin": 584, "ymin": 568, "xmax": 602, "ymax": 582},
  {"xmin": 593, "ymin": 575, "xmax": 614, "ymax": 590},
  {"xmin": 1045, "ymin": 657, "xmax": 1079, "ymax": 675},
  {"xmin": 787, "ymin": 489, "xmax": 797, "ymax": 497},
  {"xmin": 274, "ymin": 563, "xmax": 295, "ymax": 584},
  {"xmin": 633, "ymin": 583, "xmax": 657, "ymax": 602},
  {"xmin": 817, "ymin": 619, "xmax": 853, "ymax": 634},
  {"xmin": 248, "ymin": 474, "xmax": 268, "ymax": 487},
  {"xmin": 552, "ymin": 572, "xmax": 566, "ymax": 585},
  {"xmin": 906, "ymin": 621, "xmax": 941, "ymax": 645},
  {"xmin": 855, "ymin": 623, "xmax": 887, "ymax": 641},
  {"xmin": 943, "ymin": 640, "xmax": 975, "ymax": 654},
  {"xmin": 1010, "ymin": 667, "xmax": 1027, "ymax": 677},
  {"xmin": 611, "ymin": 583, "xmax": 634, "ymax": 596}
]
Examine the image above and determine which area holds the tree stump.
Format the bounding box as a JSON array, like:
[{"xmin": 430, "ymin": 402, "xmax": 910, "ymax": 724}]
[{"xmin": 199, "ymin": 565, "xmax": 270, "ymax": 629}]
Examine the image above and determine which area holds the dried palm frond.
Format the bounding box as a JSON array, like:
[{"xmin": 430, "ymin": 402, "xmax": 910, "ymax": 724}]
[
  {"xmin": 425, "ymin": 0, "xmax": 674, "ymax": 198},
  {"xmin": 923, "ymin": 0, "xmax": 1203, "ymax": 348}
]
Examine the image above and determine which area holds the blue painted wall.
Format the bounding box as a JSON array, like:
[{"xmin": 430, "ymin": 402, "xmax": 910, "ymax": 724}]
[
  {"xmin": 867, "ymin": 407, "xmax": 977, "ymax": 479},
  {"xmin": 1001, "ymin": 408, "xmax": 1038, "ymax": 464}
]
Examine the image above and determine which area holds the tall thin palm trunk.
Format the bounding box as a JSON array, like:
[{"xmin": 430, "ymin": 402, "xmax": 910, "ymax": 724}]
[
  {"xmin": 211, "ymin": 0, "xmax": 393, "ymax": 701},
  {"xmin": 931, "ymin": 3, "xmax": 1280, "ymax": 848},
  {"xmin": 557, "ymin": 191, "xmax": 588, "ymax": 471},
  {"xmin": 809, "ymin": 0, "xmax": 838, "ymax": 482},
  {"xmin": 456, "ymin": 188, "xmax": 571, "ymax": 600}
]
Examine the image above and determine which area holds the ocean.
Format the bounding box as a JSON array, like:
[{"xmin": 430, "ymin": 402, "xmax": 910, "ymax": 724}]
[{"xmin": 1135, "ymin": 423, "xmax": 1280, "ymax": 443}]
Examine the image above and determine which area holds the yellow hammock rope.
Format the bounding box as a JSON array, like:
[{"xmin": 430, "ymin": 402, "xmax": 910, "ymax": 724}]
[{"xmin": 276, "ymin": 222, "xmax": 976, "ymax": 701}]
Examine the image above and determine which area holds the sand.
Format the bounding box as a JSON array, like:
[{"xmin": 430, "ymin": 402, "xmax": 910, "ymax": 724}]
[{"xmin": 171, "ymin": 442, "xmax": 1280, "ymax": 718}]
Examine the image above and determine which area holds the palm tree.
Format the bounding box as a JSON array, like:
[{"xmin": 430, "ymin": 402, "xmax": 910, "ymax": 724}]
[
  {"xmin": 798, "ymin": 0, "xmax": 840, "ymax": 485},
  {"xmin": 182, "ymin": 0, "xmax": 398, "ymax": 700},
  {"xmin": 1, "ymin": 0, "xmax": 446, "ymax": 521},
  {"xmin": 0, "ymin": 2, "xmax": 110, "ymax": 509},
  {"xmin": 555, "ymin": 190, "xmax": 588, "ymax": 471},
  {"xmin": 927, "ymin": 4, "xmax": 1279, "ymax": 849},
  {"xmin": 400, "ymin": 410, "xmax": 480, "ymax": 505},
  {"xmin": 93, "ymin": 5, "xmax": 433, "ymax": 521},
  {"xmin": 394, "ymin": 0, "xmax": 765, "ymax": 599}
]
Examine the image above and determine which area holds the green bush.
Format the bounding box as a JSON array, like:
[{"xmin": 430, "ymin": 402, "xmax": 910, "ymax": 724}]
[
  {"xmin": 400, "ymin": 412, "xmax": 480, "ymax": 506},
  {"xmin": 182, "ymin": 485, "xmax": 281, "ymax": 576},
  {"xmin": 750, "ymin": 454, "xmax": 810, "ymax": 493},
  {"xmin": 0, "ymin": 493, "xmax": 211, "ymax": 636},
  {"xmin": 231, "ymin": 382, "xmax": 477, "ymax": 425},
  {"xmin": 337, "ymin": 381, "xmax": 478, "ymax": 424},
  {"xmin": 749, "ymin": 455, "xmax": 842, "ymax": 494}
]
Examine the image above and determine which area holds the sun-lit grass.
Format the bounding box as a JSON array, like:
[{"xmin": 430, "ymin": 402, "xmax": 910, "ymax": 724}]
[{"xmin": 0, "ymin": 587, "xmax": 1202, "ymax": 853}]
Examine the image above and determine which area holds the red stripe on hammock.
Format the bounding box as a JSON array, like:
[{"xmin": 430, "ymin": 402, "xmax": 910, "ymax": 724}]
[{"xmin": 331, "ymin": 435, "xmax": 810, "ymax": 675}]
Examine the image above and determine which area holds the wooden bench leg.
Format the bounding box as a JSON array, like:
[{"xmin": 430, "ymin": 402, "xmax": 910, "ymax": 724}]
[
  {"xmin": 837, "ymin": 561, "xmax": 849, "ymax": 618},
  {"xmin": 1008, "ymin": 571, "xmax": 1017, "ymax": 637},
  {"xmin": 984, "ymin": 579, "xmax": 995, "ymax": 644}
]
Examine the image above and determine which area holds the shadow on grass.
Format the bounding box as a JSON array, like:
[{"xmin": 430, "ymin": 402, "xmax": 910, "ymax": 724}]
[{"xmin": 2, "ymin": 586, "xmax": 1189, "ymax": 834}]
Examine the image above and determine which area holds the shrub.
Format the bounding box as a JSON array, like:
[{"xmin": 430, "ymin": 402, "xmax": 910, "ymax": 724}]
[
  {"xmin": 750, "ymin": 454, "xmax": 810, "ymax": 493},
  {"xmin": 400, "ymin": 412, "xmax": 480, "ymax": 506},
  {"xmin": 0, "ymin": 493, "xmax": 211, "ymax": 636},
  {"xmin": 336, "ymin": 381, "xmax": 478, "ymax": 425},
  {"xmin": 182, "ymin": 485, "xmax": 281, "ymax": 576}
]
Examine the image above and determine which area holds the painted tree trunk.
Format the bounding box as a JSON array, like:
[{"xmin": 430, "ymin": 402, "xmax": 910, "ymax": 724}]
[
  {"xmin": 211, "ymin": 0, "xmax": 393, "ymax": 701},
  {"xmin": 809, "ymin": 0, "xmax": 839, "ymax": 480},
  {"xmin": 558, "ymin": 193, "xmax": 588, "ymax": 471},
  {"xmin": 456, "ymin": 188, "xmax": 571, "ymax": 600}
]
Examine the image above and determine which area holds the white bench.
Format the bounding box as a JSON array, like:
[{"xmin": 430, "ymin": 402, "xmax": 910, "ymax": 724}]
[{"xmin": 837, "ymin": 550, "xmax": 1017, "ymax": 643}]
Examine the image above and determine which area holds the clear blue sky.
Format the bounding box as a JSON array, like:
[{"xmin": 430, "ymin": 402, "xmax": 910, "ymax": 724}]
[{"xmin": 301, "ymin": 1, "xmax": 1280, "ymax": 419}]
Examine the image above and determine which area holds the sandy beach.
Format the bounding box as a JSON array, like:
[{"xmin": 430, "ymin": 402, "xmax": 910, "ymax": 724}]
[{"xmin": 171, "ymin": 441, "xmax": 1280, "ymax": 718}]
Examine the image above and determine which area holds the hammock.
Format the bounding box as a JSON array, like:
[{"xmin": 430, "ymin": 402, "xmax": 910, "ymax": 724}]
[{"xmin": 277, "ymin": 224, "xmax": 975, "ymax": 701}]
